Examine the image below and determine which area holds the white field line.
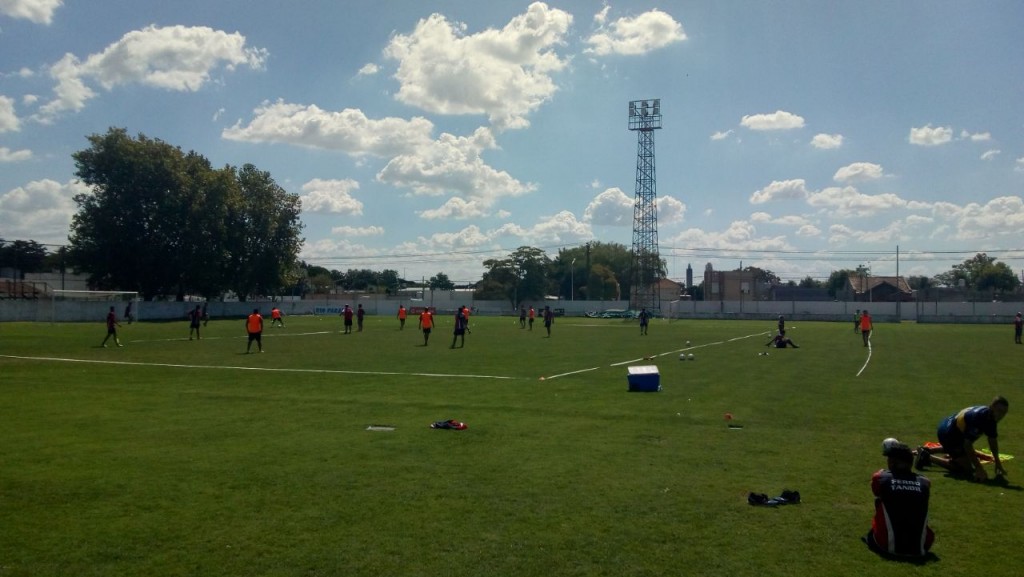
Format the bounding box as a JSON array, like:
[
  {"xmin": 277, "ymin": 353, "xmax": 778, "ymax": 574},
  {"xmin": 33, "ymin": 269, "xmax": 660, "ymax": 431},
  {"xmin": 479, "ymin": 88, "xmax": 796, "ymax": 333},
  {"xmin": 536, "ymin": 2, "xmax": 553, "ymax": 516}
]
[
  {"xmin": 856, "ymin": 331, "xmax": 872, "ymax": 377},
  {"xmin": 546, "ymin": 331, "xmax": 770, "ymax": 380},
  {"xmin": 0, "ymin": 354, "xmax": 514, "ymax": 380}
]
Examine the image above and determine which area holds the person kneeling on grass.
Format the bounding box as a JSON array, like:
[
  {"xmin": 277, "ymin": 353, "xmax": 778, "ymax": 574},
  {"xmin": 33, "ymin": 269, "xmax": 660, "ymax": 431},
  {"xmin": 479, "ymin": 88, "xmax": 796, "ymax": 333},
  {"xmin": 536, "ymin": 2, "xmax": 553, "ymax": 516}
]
[
  {"xmin": 915, "ymin": 396, "xmax": 1009, "ymax": 481},
  {"xmin": 765, "ymin": 330, "xmax": 799, "ymax": 348},
  {"xmin": 865, "ymin": 440, "xmax": 934, "ymax": 559}
]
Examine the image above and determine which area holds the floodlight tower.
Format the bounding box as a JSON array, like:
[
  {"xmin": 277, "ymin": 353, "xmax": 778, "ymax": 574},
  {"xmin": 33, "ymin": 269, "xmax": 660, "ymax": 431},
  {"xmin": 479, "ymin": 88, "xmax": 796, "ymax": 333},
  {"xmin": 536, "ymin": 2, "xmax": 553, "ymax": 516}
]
[{"xmin": 627, "ymin": 98, "xmax": 662, "ymax": 313}]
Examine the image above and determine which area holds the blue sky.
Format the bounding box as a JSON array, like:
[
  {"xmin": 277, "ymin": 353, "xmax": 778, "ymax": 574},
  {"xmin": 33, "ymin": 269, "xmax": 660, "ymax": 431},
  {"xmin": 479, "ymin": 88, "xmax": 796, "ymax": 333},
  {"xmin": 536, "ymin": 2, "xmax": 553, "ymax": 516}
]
[{"xmin": 2, "ymin": 0, "xmax": 1023, "ymax": 285}]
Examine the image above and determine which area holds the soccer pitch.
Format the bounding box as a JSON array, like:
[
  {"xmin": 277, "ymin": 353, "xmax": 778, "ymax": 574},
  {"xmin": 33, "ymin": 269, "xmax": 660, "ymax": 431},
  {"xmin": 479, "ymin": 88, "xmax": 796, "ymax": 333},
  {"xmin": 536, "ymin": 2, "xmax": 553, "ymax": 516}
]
[{"xmin": 1, "ymin": 315, "xmax": 1021, "ymax": 576}]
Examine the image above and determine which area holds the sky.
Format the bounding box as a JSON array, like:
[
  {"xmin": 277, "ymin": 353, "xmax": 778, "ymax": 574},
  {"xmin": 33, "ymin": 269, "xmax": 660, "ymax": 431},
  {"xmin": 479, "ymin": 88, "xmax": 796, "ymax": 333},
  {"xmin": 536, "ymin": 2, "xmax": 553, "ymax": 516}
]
[{"xmin": 2, "ymin": 0, "xmax": 1023, "ymax": 286}]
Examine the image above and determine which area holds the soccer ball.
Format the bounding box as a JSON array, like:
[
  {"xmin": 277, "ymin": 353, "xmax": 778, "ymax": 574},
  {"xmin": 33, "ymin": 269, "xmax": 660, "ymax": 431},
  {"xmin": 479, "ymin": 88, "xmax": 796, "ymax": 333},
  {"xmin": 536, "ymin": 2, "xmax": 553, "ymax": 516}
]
[
  {"xmin": 882, "ymin": 437, "xmax": 901, "ymax": 454},
  {"xmin": 679, "ymin": 353, "xmax": 686, "ymax": 361},
  {"xmin": 688, "ymin": 354, "xmax": 695, "ymax": 360}
]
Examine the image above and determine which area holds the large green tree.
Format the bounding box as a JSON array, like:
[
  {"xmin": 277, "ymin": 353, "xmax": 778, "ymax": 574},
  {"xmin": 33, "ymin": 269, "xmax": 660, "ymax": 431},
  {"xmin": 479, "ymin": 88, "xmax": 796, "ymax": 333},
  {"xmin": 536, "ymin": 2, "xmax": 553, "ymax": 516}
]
[
  {"xmin": 69, "ymin": 129, "xmax": 303, "ymax": 300},
  {"xmin": 0, "ymin": 239, "xmax": 49, "ymax": 277},
  {"xmin": 478, "ymin": 246, "xmax": 551, "ymax": 307},
  {"xmin": 934, "ymin": 253, "xmax": 1018, "ymax": 293}
]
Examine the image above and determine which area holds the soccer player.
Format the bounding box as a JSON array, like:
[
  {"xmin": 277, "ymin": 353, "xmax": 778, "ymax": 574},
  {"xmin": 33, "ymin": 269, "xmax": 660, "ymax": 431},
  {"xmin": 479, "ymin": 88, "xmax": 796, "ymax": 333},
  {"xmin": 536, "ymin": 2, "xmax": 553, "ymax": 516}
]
[
  {"xmin": 271, "ymin": 306, "xmax": 285, "ymax": 327},
  {"xmin": 357, "ymin": 303, "xmax": 365, "ymax": 332},
  {"xmin": 639, "ymin": 307, "xmax": 650, "ymax": 335},
  {"xmin": 188, "ymin": 304, "xmax": 202, "ymax": 340},
  {"xmin": 519, "ymin": 306, "xmax": 527, "ymax": 328},
  {"xmin": 865, "ymin": 440, "xmax": 934, "ymax": 559},
  {"xmin": 528, "ymin": 306, "xmax": 535, "ymax": 331},
  {"xmin": 1014, "ymin": 312, "xmax": 1022, "ymax": 344},
  {"xmin": 101, "ymin": 306, "xmax": 123, "ymax": 347},
  {"xmin": 765, "ymin": 330, "xmax": 799, "ymax": 348},
  {"xmin": 860, "ymin": 309, "xmax": 873, "ymax": 347},
  {"xmin": 451, "ymin": 306, "xmax": 468, "ymax": 348},
  {"xmin": 397, "ymin": 304, "xmax": 407, "ymax": 330},
  {"xmin": 245, "ymin": 308, "xmax": 264, "ymax": 353},
  {"xmin": 419, "ymin": 307, "xmax": 433, "ymax": 346},
  {"xmin": 341, "ymin": 304, "xmax": 353, "ymax": 334},
  {"xmin": 543, "ymin": 305, "xmax": 554, "ymax": 337},
  {"xmin": 916, "ymin": 397, "xmax": 1009, "ymax": 481}
]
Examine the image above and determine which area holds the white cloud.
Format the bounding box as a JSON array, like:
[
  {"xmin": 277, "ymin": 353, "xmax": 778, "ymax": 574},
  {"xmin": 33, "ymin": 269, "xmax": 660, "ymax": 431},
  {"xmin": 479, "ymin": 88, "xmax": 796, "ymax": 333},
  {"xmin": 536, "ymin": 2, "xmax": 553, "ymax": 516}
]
[
  {"xmin": 942, "ymin": 196, "xmax": 1024, "ymax": 240},
  {"xmin": 224, "ymin": 100, "xmax": 435, "ymax": 156},
  {"xmin": 226, "ymin": 103, "xmax": 535, "ymax": 213},
  {"xmin": 0, "ymin": 95, "xmax": 20, "ymax": 132},
  {"xmin": 669, "ymin": 220, "xmax": 791, "ymax": 252},
  {"xmin": 357, "ymin": 63, "xmax": 379, "ymax": 76},
  {"xmin": 418, "ymin": 197, "xmax": 487, "ymax": 220},
  {"xmin": 749, "ymin": 211, "xmax": 809, "ymax": 227},
  {"xmin": 593, "ymin": 6, "xmax": 610, "ymax": 25},
  {"xmin": 981, "ymin": 149, "xmax": 1001, "ymax": 161},
  {"xmin": 908, "ymin": 124, "xmax": 952, "ymax": 146},
  {"xmin": 1015, "ymin": 157, "xmax": 1024, "ymax": 172},
  {"xmin": 0, "ymin": 0, "xmax": 63, "ymax": 24},
  {"xmin": 383, "ymin": 3, "xmax": 573, "ymax": 130},
  {"xmin": 740, "ymin": 110, "xmax": 805, "ymax": 131},
  {"xmin": 584, "ymin": 8, "xmax": 686, "ymax": 56},
  {"xmin": 0, "ymin": 178, "xmax": 87, "ymax": 243},
  {"xmin": 749, "ymin": 179, "xmax": 811, "ymax": 204},
  {"xmin": 582, "ymin": 187, "xmax": 632, "ymax": 225},
  {"xmin": 37, "ymin": 25, "xmax": 267, "ymax": 120},
  {"xmin": 710, "ymin": 129, "xmax": 733, "ymax": 141},
  {"xmin": 811, "ymin": 133, "xmax": 843, "ymax": 149},
  {"xmin": 528, "ymin": 210, "xmax": 592, "ymax": 244},
  {"xmin": 658, "ymin": 195, "xmax": 686, "ymax": 224},
  {"xmin": 833, "ymin": 162, "xmax": 885, "ymax": 183},
  {"xmin": 300, "ymin": 178, "xmax": 363, "ymax": 214},
  {"xmin": 807, "ymin": 186, "xmax": 907, "ymax": 217},
  {"xmin": 796, "ymin": 224, "xmax": 821, "ymax": 237},
  {"xmin": 959, "ymin": 129, "xmax": 990, "ymax": 141},
  {"xmin": 0, "ymin": 146, "xmax": 32, "ymax": 162},
  {"xmin": 377, "ymin": 126, "xmax": 535, "ymax": 207},
  {"xmin": 330, "ymin": 225, "xmax": 384, "ymax": 237}
]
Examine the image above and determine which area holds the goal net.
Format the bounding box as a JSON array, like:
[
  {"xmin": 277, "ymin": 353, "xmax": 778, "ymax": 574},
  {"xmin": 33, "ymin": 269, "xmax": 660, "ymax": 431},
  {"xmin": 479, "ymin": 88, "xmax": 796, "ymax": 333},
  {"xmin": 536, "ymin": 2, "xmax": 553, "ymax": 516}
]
[{"xmin": 50, "ymin": 290, "xmax": 139, "ymax": 323}]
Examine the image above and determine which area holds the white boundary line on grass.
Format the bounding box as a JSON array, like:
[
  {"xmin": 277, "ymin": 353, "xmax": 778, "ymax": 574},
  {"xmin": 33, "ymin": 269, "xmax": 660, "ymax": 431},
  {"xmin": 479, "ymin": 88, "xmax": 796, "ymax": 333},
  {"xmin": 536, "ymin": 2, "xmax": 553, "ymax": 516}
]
[
  {"xmin": 856, "ymin": 332, "xmax": 872, "ymax": 377},
  {"xmin": 543, "ymin": 330, "xmax": 771, "ymax": 381},
  {"xmin": 0, "ymin": 354, "xmax": 514, "ymax": 380}
]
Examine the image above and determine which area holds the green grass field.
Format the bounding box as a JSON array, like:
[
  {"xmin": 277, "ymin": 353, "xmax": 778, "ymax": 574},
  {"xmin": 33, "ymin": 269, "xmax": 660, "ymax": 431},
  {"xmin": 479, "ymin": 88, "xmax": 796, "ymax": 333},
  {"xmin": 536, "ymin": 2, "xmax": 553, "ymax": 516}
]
[{"xmin": 1, "ymin": 314, "xmax": 1021, "ymax": 577}]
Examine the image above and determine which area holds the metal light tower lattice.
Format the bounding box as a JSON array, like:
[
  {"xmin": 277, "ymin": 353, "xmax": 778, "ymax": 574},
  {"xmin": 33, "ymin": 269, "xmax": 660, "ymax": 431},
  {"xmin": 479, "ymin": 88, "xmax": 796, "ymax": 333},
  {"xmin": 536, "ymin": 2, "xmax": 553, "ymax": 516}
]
[{"xmin": 627, "ymin": 99, "xmax": 662, "ymax": 313}]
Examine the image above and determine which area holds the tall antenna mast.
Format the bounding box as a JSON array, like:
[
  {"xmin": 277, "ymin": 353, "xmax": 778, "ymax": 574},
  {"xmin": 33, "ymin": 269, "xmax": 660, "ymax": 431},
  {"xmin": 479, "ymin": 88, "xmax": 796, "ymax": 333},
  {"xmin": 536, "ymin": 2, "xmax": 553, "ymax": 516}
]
[{"xmin": 627, "ymin": 98, "xmax": 662, "ymax": 313}]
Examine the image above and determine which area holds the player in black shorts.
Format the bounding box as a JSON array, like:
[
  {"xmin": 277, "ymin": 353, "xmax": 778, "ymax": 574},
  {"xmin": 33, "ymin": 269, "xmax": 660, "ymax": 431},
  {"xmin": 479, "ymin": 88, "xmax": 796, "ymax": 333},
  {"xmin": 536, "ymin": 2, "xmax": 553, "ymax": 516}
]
[{"xmin": 915, "ymin": 396, "xmax": 1008, "ymax": 481}]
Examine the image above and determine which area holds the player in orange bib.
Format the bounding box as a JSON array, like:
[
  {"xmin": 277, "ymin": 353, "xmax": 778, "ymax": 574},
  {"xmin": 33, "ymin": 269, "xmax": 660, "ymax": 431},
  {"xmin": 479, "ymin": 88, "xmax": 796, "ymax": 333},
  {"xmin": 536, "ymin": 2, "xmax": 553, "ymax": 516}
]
[
  {"xmin": 418, "ymin": 308, "xmax": 433, "ymax": 346},
  {"xmin": 246, "ymin": 308, "xmax": 264, "ymax": 353},
  {"xmin": 397, "ymin": 304, "xmax": 407, "ymax": 330}
]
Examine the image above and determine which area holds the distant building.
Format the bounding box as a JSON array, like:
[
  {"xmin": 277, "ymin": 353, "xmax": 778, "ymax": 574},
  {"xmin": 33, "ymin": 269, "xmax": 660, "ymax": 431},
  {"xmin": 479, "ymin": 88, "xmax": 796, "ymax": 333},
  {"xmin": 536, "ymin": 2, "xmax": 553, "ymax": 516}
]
[
  {"xmin": 654, "ymin": 277, "xmax": 685, "ymax": 306},
  {"xmin": 702, "ymin": 263, "xmax": 770, "ymax": 300},
  {"xmin": 842, "ymin": 275, "xmax": 913, "ymax": 302}
]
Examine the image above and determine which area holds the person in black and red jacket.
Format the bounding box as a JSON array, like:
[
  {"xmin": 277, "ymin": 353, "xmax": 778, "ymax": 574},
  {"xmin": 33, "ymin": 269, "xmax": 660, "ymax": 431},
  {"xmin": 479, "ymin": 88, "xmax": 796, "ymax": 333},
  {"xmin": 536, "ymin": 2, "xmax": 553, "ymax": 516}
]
[{"xmin": 865, "ymin": 440, "xmax": 934, "ymax": 559}]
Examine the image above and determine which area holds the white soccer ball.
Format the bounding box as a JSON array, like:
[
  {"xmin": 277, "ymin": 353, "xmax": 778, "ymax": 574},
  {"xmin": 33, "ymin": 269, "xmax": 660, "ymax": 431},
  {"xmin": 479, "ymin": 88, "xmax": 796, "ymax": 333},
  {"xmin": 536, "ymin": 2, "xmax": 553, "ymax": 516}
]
[
  {"xmin": 679, "ymin": 353, "xmax": 686, "ymax": 361},
  {"xmin": 686, "ymin": 340, "xmax": 691, "ymax": 346},
  {"xmin": 688, "ymin": 354, "xmax": 695, "ymax": 360},
  {"xmin": 882, "ymin": 437, "xmax": 901, "ymax": 453}
]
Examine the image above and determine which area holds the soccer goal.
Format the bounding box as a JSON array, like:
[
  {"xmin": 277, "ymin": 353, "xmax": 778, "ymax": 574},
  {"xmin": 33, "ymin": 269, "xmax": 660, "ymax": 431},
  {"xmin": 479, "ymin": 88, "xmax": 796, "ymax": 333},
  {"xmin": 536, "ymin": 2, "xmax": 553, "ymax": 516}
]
[{"xmin": 50, "ymin": 290, "xmax": 139, "ymax": 323}]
